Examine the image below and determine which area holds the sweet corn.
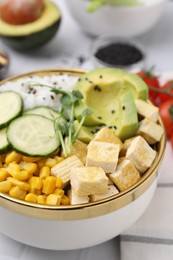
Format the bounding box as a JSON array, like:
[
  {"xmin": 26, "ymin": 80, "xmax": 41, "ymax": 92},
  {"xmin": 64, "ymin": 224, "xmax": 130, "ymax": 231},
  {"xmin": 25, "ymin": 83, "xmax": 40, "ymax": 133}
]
[
  {"xmin": 9, "ymin": 186, "xmax": 26, "ymax": 200},
  {"xmin": 0, "ymin": 169, "xmax": 8, "ymax": 182},
  {"xmin": 37, "ymin": 158, "xmax": 47, "ymax": 168},
  {"xmin": 54, "ymin": 156, "xmax": 65, "ymax": 163},
  {"xmin": 61, "ymin": 195, "xmax": 70, "ymax": 205},
  {"xmin": 39, "ymin": 166, "xmax": 50, "ymax": 179},
  {"xmin": 29, "ymin": 187, "xmax": 42, "ymax": 195},
  {"xmin": 56, "ymin": 177, "xmax": 63, "ymax": 189},
  {"xmin": 5, "ymin": 151, "xmax": 22, "ymax": 165},
  {"xmin": 20, "ymin": 162, "xmax": 37, "ymax": 177},
  {"xmin": 29, "ymin": 176, "xmax": 43, "ymax": 189},
  {"xmin": 22, "ymin": 156, "xmax": 41, "ymax": 163},
  {"xmin": 42, "ymin": 176, "xmax": 56, "ymax": 194},
  {"xmin": 8, "ymin": 177, "xmax": 30, "ymax": 191},
  {"xmin": 0, "ymin": 180, "xmax": 11, "ymax": 193},
  {"xmin": 7, "ymin": 162, "xmax": 20, "ymax": 176},
  {"xmin": 25, "ymin": 193, "xmax": 37, "ymax": 203},
  {"xmin": 11, "ymin": 170, "xmax": 29, "ymax": 181},
  {"xmin": 37, "ymin": 195, "xmax": 46, "ymax": 204},
  {"xmin": 46, "ymin": 194, "xmax": 61, "ymax": 205},
  {"xmin": 53, "ymin": 188, "xmax": 64, "ymax": 197},
  {"xmin": 45, "ymin": 158, "xmax": 57, "ymax": 168}
]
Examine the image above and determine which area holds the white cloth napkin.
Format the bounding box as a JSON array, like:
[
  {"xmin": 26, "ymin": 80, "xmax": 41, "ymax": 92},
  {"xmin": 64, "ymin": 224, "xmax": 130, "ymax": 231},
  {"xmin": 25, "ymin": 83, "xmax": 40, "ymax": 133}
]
[{"xmin": 120, "ymin": 141, "xmax": 173, "ymax": 260}]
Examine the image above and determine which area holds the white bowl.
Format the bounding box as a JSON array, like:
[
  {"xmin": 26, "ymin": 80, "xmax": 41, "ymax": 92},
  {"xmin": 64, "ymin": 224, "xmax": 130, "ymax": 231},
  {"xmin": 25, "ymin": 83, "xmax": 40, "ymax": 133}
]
[
  {"xmin": 65, "ymin": 0, "xmax": 166, "ymax": 37},
  {"xmin": 0, "ymin": 68, "xmax": 166, "ymax": 250}
]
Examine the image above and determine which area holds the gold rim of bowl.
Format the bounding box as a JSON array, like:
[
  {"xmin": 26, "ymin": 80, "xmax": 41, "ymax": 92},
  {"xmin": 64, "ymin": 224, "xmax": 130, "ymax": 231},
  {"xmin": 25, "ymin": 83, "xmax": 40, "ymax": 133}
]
[{"xmin": 0, "ymin": 68, "xmax": 166, "ymax": 220}]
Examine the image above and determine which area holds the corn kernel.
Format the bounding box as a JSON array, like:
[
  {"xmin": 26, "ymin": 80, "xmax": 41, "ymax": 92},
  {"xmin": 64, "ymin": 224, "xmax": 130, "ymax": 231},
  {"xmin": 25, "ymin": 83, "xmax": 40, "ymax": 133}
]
[
  {"xmin": 42, "ymin": 176, "xmax": 56, "ymax": 195},
  {"xmin": 37, "ymin": 158, "xmax": 47, "ymax": 168},
  {"xmin": 20, "ymin": 162, "xmax": 37, "ymax": 177},
  {"xmin": 22, "ymin": 156, "xmax": 41, "ymax": 163},
  {"xmin": 53, "ymin": 188, "xmax": 64, "ymax": 197},
  {"xmin": 56, "ymin": 177, "xmax": 63, "ymax": 189},
  {"xmin": 25, "ymin": 193, "xmax": 37, "ymax": 203},
  {"xmin": 61, "ymin": 195, "xmax": 70, "ymax": 205},
  {"xmin": 46, "ymin": 194, "xmax": 61, "ymax": 205},
  {"xmin": 45, "ymin": 158, "xmax": 57, "ymax": 168},
  {"xmin": 7, "ymin": 162, "xmax": 20, "ymax": 176},
  {"xmin": 0, "ymin": 169, "xmax": 8, "ymax": 182},
  {"xmin": 54, "ymin": 156, "xmax": 65, "ymax": 163},
  {"xmin": 0, "ymin": 180, "xmax": 11, "ymax": 193},
  {"xmin": 29, "ymin": 176, "xmax": 43, "ymax": 189},
  {"xmin": 37, "ymin": 195, "xmax": 46, "ymax": 204},
  {"xmin": 9, "ymin": 186, "xmax": 26, "ymax": 200},
  {"xmin": 39, "ymin": 166, "xmax": 50, "ymax": 179},
  {"xmin": 13, "ymin": 170, "xmax": 29, "ymax": 181},
  {"xmin": 29, "ymin": 187, "xmax": 42, "ymax": 195},
  {"xmin": 8, "ymin": 177, "xmax": 30, "ymax": 191},
  {"xmin": 5, "ymin": 151, "xmax": 22, "ymax": 165}
]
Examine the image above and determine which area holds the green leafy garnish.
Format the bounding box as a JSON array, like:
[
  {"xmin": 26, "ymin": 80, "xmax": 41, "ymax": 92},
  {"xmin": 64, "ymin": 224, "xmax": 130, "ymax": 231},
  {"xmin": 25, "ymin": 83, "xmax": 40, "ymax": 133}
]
[{"xmin": 26, "ymin": 81, "xmax": 92, "ymax": 157}]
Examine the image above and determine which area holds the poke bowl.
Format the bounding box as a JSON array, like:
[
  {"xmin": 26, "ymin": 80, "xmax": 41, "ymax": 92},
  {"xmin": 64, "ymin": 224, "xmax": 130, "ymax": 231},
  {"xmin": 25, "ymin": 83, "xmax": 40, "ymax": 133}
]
[{"xmin": 0, "ymin": 68, "xmax": 166, "ymax": 250}]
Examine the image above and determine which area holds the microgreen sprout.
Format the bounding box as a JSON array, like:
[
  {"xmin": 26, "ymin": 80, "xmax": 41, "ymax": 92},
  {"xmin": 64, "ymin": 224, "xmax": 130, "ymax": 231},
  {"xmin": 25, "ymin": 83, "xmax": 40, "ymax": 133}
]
[{"xmin": 26, "ymin": 81, "xmax": 92, "ymax": 156}]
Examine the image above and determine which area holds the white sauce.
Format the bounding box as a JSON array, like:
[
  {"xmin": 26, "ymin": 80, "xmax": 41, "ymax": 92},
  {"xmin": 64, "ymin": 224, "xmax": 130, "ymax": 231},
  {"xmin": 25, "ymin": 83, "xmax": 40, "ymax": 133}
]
[{"xmin": 0, "ymin": 74, "xmax": 79, "ymax": 111}]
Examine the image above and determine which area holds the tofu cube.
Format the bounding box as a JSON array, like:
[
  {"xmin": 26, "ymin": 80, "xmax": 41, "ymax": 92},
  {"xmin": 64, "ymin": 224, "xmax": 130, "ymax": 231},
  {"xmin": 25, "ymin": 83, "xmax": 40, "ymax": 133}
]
[
  {"xmin": 126, "ymin": 136, "xmax": 157, "ymax": 173},
  {"xmin": 68, "ymin": 140, "xmax": 87, "ymax": 164},
  {"xmin": 109, "ymin": 159, "xmax": 140, "ymax": 192},
  {"xmin": 135, "ymin": 99, "xmax": 159, "ymax": 122},
  {"xmin": 137, "ymin": 117, "xmax": 164, "ymax": 144},
  {"xmin": 86, "ymin": 141, "xmax": 120, "ymax": 173},
  {"xmin": 90, "ymin": 184, "xmax": 119, "ymax": 202},
  {"xmin": 93, "ymin": 127, "xmax": 123, "ymax": 149},
  {"xmin": 51, "ymin": 155, "xmax": 83, "ymax": 187},
  {"xmin": 68, "ymin": 189, "xmax": 89, "ymax": 205},
  {"xmin": 70, "ymin": 167, "xmax": 108, "ymax": 196}
]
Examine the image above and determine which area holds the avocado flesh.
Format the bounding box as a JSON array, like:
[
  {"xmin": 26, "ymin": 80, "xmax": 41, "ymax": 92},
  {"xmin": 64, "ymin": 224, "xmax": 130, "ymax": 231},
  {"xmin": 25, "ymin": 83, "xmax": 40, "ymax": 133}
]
[
  {"xmin": 74, "ymin": 120, "xmax": 100, "ymax": 143},
  {"xmin": 0, "ymin": 0, "xmax": 61, "ymax": 50},
  {"xmin": 74, "ymin": 68, "xmax": 147, "ymax": 141}
]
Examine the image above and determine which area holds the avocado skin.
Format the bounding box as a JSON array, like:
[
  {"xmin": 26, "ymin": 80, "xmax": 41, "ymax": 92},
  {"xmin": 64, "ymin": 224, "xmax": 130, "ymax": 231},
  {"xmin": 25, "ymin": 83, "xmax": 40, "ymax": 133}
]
[{"xmin": 1, "ymin": 19, "xmax": 61, "ymax": 50}]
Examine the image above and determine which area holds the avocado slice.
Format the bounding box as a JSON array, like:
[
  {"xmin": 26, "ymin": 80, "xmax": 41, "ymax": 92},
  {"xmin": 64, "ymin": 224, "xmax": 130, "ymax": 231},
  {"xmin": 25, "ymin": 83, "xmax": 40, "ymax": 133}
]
[
  {"xmin": 74, "ymin": 68, "xmax": 145, "ymax": 141},
  {"xmin": 74, "ymin": 120, "xmax": 100, "ymax": 143},
  {"xmin": 0, "ymin": 0, "xmax": 61, "ymax": 50}
]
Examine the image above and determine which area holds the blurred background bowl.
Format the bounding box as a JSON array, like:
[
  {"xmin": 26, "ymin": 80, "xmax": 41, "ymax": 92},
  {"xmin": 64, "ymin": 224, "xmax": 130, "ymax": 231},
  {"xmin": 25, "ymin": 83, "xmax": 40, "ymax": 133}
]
[{"xmin": 65, "ymin": 0, "xmax": 166, "ymax": 37}]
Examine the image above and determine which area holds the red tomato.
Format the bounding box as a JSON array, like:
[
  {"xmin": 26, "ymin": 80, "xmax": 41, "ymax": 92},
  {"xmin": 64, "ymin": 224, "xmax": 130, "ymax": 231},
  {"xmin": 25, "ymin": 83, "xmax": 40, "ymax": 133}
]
[
  {"xmin": 137, "ymin": 70, "xmax": 160, "ymax": 105},
  {"xmin": 0, "ymin": 0, "xmax": 45, "ymax": 25},
  {"xmin": 159, "ymin": 100, "xmax": 173, "ymax": 138},
  {"xmin": 170, "ymin": 134, "xmax": 173, "ymax": 149},
  {"xmin": 158, "ymin": 80, "xmax": 173, "ymax": 104}
]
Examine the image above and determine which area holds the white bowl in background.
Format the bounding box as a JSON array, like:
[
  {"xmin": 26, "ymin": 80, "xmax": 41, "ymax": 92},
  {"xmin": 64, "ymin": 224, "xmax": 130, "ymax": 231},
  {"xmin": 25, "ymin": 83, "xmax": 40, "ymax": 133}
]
[{"xmin": 65, "ymin": 0, "xmax": 166, "ymax": 37}]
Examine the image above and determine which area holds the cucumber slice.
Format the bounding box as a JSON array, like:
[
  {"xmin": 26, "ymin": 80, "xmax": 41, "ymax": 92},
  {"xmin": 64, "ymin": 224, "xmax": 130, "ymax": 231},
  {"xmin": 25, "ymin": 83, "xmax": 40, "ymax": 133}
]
[
  {"xmin": 24, "ymin": 106, "xmax": 60, "ymax": 120},
  {"xmin": 0, "ymin": 127, "xmax": 11, "ymax": 154},
  {"xmin": 0, "ymin": 91, "xmax": 23, "ymax": 129},
  {"xmin": 7, "ymin": 115, "xmax": 60, "ymax": 157}
]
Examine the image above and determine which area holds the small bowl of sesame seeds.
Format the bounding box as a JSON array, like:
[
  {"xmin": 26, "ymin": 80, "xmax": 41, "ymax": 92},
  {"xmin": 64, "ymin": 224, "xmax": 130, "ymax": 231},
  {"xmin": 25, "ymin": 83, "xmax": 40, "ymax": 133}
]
[{"xmin": 90, "ymin": 36, "xmax": 146, "ymax": 71}]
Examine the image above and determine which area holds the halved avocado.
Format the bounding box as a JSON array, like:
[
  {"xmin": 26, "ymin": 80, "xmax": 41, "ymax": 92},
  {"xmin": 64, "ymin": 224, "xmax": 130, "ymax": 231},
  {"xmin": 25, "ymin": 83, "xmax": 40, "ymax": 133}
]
[{"xmin": 0, "ymin": 0, "xmax": 61, "ymax": 50}]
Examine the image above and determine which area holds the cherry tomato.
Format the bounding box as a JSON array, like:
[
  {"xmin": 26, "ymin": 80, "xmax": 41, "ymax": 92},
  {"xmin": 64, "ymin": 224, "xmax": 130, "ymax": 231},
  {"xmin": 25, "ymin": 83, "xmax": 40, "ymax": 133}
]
[
  {"xmin": 137, "ymin": 70, "xmax": 160, "ymax": 105},
  {"xmin": 159, "ymin": 100, "xmax": 173, "ymax": 138},
  {"xmin": 0, "ymin": 0, "xmax": 45, "ymax": 25},
  {"xmin": 158, "ymin": 80, "xmax": 173, "ymax": 104},
  {"xmin": 170, "ymin": 134, "xmax": 173, "ymax": 149}
]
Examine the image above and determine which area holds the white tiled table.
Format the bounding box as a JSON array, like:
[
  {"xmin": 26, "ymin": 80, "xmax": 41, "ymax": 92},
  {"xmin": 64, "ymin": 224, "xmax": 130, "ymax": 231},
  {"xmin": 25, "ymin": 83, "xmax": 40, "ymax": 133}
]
[{"xmin": 0, "ymin": 1, "xmax": 172, "ymax": 259}]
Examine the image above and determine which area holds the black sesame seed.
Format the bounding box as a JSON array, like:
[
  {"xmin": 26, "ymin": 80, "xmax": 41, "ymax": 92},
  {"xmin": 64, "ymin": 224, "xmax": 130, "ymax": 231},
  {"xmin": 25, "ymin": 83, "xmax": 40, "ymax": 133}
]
[
  {"xmin": 122, "ymin": 106, "xmax": 126, "ymax": 110},
  {"xmin": 51, "ymin": 95, "xmax": 54, "ymax": 100},
  {"xmin": 33, "ymin": 90, "xmax": 37, "ymax": 94},
  {"xmin": 99, "ymin": 75, "xmax": 103, "ymax": 79},
  {"xmin": 98, "ymin": 116, "xmax": 102, "ymax": 120},
  {"xmin": 109, "ymin": 126, "xmax": 113, "ymax": 129},
  {"xmin": 91, "ymin": 131, "xmax": 95, "ymax": 134},
  {"xmin": 114, "ymin": 126, "xmax": 117, "ymax": 129},
  {"xmin": 99, "ymin": 123, "xmax": 106, "ymax": 127},
  {"xmin": 111, "ymin": 110, "xmax": 115, "ymax": 114}
]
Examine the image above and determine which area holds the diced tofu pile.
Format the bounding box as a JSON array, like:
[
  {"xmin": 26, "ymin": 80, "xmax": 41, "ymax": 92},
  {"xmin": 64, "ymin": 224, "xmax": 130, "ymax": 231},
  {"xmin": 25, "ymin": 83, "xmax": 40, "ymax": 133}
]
[{"xmin": 50, "ymin": 99, "xmax": 164, "ymax": 205}]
